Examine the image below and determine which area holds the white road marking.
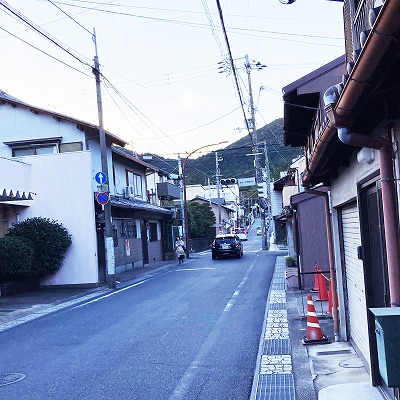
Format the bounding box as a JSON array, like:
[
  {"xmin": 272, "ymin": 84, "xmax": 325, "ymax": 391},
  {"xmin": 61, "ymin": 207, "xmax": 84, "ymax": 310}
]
[
  {"xmin": 0, "ymin": 291, "xmax": 105, "ymax": 333},
  {"xmin": 168, "ymin": 254, "xmax": 259, "ymax": 400},
  {"xmin": 174, "ymin": 268, "xmax": 215, "ymax": 271}
]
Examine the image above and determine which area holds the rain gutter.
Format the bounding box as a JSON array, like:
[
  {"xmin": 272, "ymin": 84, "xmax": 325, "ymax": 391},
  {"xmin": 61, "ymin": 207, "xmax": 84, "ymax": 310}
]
[
  {"xmin": 322, "ymin": 0, "xmax": 400, "ymax": 307},
  {"xmin": 303, "ymin": 0, "xmax": 400, "ymax": 187}
]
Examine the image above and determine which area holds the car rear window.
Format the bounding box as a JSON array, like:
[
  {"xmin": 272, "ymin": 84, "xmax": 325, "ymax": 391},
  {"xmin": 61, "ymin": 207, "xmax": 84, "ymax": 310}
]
[{"xmin": 215, "ymin": 237, "xmax": 235, "ymax": 245}]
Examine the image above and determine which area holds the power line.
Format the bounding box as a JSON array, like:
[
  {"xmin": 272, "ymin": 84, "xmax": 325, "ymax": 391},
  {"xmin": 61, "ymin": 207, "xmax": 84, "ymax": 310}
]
[
  {"xmin": 201, "ymin": 0, "xmax": 225, "ymax": 57},
  {"xmin": 165, "ymin": 106, "xmax": 241, "ymax": 137},
  {"xmin": 0, "ymin": 24, "xmax": 93, "ymax": 78},
  {"xmin": 52, "ymin": 1, "xmax": 343, "ymax": 46},
  {"xmin": 0, "ymin": 0, "xmax": 91, "ymax": 67},
  {"xmin": 46, "ymin": 0, "xmax": 93, "ymax": 35},
  {"xmin": 215, "ymin": 0, "xmax": 252, "ymax": 145},
  {"xmin": 101, "ymin": 74, "xmax": 182, "ymax": 155}
]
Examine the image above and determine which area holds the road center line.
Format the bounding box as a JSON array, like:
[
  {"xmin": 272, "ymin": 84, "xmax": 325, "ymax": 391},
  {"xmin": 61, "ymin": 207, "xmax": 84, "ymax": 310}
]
[{"xmin": 168, "ymin": 255, "xmax": 258, "ymax": 400}]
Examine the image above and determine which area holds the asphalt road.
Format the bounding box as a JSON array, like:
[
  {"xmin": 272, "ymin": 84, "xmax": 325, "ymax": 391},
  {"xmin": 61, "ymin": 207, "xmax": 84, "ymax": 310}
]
[{"xmin": 0, "ymin": 228, "xmax": 277, "ymax": 400}]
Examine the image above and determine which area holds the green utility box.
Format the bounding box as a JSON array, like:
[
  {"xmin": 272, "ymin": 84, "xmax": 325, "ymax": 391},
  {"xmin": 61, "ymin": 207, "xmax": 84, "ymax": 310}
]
[{"xmin": 370, "ymin": 307, "xmax": 400, "ymax": 387}]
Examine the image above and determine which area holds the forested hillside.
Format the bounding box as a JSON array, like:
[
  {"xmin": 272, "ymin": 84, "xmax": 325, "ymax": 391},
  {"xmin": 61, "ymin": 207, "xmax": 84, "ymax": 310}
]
[{"xmin": 139, "ymin": 118, "xmax": 303, "ymax": 185}]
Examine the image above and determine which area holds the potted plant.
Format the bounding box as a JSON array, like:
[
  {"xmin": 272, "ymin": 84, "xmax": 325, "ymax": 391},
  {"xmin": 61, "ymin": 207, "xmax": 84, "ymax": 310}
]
[{"xmin": 285, "ymin": 255, "xmax": 294, "ymax": 267}]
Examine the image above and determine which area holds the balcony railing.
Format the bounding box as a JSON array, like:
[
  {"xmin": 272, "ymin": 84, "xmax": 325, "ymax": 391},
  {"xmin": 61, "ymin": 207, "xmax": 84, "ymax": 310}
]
[
  {"xmin": 156, "ymin": 182, "xmax": 180, "ymax": 200},
  {"xmin": 344, "ymin": 0, "xmax": 375, "ymax": 63}
]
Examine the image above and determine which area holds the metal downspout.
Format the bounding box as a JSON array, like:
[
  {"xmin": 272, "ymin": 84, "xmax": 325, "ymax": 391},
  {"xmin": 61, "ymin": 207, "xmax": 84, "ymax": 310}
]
[{"xmin": 337, "ymin": 126, "xmax": 400, "ymax": 307}]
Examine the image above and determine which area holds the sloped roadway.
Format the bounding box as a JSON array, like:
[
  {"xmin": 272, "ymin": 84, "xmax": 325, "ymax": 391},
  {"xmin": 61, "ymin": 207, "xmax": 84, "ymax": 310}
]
[{"xmin": 0, "ymin": 230, "xmax": 277, "ymax": 400}]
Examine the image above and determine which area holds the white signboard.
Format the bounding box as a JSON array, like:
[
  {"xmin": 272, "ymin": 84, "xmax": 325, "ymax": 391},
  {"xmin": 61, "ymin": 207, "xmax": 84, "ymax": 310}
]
[{"xmin": 237, "ymin": 177, "xmax": 256, "ymax": 187}]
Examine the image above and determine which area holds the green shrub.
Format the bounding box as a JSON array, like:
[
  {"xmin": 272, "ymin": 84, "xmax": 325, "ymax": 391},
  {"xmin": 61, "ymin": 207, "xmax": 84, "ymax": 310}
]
[
  {"xmin": 0, "ymin": 236, "xmax": 34, "ymax": 279},
  {"xmin": 6, "ymin": 217, "xmax": 72, "ymax": 278}
]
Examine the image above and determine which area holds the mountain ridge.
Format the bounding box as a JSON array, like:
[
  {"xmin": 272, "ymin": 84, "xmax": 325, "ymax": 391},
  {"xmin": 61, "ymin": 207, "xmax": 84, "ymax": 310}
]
[{"xmin": 139, "ymin": 118, "xmax": 303, "ymax": 185}]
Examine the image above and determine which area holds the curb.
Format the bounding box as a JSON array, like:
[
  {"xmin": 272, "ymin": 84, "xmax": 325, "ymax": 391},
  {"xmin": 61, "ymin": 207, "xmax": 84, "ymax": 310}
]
[{"xmin": 250, "ymin": 256, "xmax": 295, "ymax": 400}]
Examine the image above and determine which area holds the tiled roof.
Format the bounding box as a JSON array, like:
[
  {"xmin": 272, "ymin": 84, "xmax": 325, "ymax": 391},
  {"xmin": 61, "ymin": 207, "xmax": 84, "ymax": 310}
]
[{"xmin": 109, "ymin": 195, "xmax": 173, "ymax": 215}]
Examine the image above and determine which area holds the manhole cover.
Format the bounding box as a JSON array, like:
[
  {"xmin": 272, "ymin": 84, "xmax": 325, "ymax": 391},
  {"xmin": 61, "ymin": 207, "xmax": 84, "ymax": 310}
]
[{"xmin": 0, "ymin": 373, "xmax": 26, "ymax": 387}]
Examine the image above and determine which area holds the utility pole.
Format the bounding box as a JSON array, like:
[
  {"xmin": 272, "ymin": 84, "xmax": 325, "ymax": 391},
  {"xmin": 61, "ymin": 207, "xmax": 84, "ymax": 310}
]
[
  {"xmin": 92, "ymin": 29, "xmax": 115, "ymax": 289},
  {"xmin": 262, "ymin": 142, "xmax": 272, "ymax": 249},
  {"xmin": 215, "ymin": 151, "xmax": 222, "ymax": 234},
  {"xmin": 178, "ymin": 156, "xmax": 186, "ymax": 242},
  {"xmin": 245, "ymin": 54, "xmax": 262, "ymax": 184}
]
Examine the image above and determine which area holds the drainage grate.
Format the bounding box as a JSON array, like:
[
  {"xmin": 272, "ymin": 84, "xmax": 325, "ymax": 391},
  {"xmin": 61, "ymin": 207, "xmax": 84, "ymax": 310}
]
[
  {"xmin": 269, "ymin": 302, "xmax": 286, "ymax": 310},
  {"xmin": 316, "ymin": 349, "xmax": 352, "ymax": 356},
  {"xmin": 0, "ymin": 373, "xmax": 26, "ymax": 387},
  {"xmin": 263, "ymin": 338, "xmax": 291, "ymax": 355},
  {"xmin": 271, "ymin": 283, "xmax": 286, "ymax": 290},
  {"xmin": 256, "ymin": 373, "xmax": 295, "ymax": 400}
]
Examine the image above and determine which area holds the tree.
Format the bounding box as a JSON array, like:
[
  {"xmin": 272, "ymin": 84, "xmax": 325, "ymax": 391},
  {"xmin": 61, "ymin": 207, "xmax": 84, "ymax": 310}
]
[
  {"xmin": 187, "ymin": 202, "xmax": 216, "ymax": 238},
  {"xmin": 0, "ymin": 236, "xmax": 34, "ymax": 280},
  {"xmin": 6, "ymin": 217, "xmax": 72, "ymax": 277}
]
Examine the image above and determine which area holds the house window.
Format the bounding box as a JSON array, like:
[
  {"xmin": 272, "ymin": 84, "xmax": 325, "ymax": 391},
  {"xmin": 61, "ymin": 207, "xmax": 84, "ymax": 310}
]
[
  {"xmin": 126, "ymin": 171, "xmax": 143, "ymax": 198},
  {"xmin": 120, "ymin": 220, "xmax": 137, "ymax": 238},
  {"xmin": 149, "ymin": 222, "xmax": 158, "ymax": 242},
  {"xmin": 59, "ymin": 142, "xmax": 83, "ymax": 153},
  {"xmin": 5, "ymin": 137, "xmax": 62, "ymax": 157},
  {"xmin": 13, "ymin": 145, "xmax": 56, "ymax": 157}
]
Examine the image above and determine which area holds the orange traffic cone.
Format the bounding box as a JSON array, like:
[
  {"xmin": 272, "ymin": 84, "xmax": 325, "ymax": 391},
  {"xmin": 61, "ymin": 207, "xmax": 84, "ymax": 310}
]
[
  {"xmin": 327, "ymin": 278, "xmax": 338, "ymax": 315},
  {"xmin": 316, "ymin": 271, "xmax": 329, "ymax": 301},
  {"xmin": 302, "ymin": 295, "xmax": 329, "ymax": 345},
  {"xmin": 311, "ymin": 263, "xmax": 320, "ymax": 292}
]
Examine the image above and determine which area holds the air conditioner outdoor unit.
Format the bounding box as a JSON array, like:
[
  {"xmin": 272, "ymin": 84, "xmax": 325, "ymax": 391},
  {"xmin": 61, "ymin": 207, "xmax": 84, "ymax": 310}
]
[{"xmin": 124, "ymin": 186, "xmax": 134, "ymax": 199}]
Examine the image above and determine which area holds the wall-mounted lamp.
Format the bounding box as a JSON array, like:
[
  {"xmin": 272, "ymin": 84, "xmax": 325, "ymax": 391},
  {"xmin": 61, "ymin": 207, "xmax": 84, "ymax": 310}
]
[{"xmin": 357, "ymin": 147, "xmax": 375, "ymax": 164}]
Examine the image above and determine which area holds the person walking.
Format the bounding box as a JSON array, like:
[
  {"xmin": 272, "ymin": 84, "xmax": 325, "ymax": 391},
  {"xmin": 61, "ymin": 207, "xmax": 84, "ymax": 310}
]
[{"xmin": 175, "ymin": 236, "xmax": 185, "ymax": 265}]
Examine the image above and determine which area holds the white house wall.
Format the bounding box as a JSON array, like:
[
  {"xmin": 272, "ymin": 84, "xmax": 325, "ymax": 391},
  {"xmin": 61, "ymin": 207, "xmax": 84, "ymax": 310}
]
[
  {"xmin": 0, "ymin": 101, "xmax": 115, "ymax": 198},
  {"xmin": 112, "ymin": 159, "xmax": 146, "ymax": 200},
  {"xmin": 329, "ymin": 126, "xmax": 381, "ymax": 368},
  {"xmin": 15, "ymin": 151, "xmax": 98, "ymax": 286},
  {"xmin": 185, "ymin": 185, "xmax": 207, "ymax": 201},
  {"xmin": 0, "ymin": 157, "xmax": 31, "ymax": 194},
  {"xmin": 270, "ymin": 185, "xmax": 282, "ymax": 218},
  {"xmin": 0, "ymin": 103, "xmax": 86, "ymax": 157},
  {"xmin": 329, "ymin": 146, "xmax": 379, "ymax": 208}
]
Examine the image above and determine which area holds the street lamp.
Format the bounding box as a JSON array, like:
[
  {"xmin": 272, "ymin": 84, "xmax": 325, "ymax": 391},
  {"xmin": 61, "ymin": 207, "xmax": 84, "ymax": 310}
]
[{"xmin": 182, "ymin": 141, "xmax": 228, "ymax": 258}]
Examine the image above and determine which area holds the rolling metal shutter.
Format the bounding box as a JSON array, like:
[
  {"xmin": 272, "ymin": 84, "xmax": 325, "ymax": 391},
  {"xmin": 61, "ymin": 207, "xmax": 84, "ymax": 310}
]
[{"xmin": 341, "ymin": 202, "xmax": 370, "ymax": 367}]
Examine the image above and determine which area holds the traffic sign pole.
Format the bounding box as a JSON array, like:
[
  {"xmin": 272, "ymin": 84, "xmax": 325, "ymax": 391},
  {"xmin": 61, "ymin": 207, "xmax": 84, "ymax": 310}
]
[{"xmin": 93, "ymin": 31, "xmax": 116, "ymax": 289}]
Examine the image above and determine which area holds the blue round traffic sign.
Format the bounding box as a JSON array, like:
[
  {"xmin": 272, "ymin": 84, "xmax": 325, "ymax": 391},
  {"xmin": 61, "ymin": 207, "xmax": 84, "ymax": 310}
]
[
  {"xmin": 96, "ymin": 192, "xmax": 109, "ymax": 205},
  {"xmin": 95, "ymin": 172, "xmax": 108, "ymax": 185}
]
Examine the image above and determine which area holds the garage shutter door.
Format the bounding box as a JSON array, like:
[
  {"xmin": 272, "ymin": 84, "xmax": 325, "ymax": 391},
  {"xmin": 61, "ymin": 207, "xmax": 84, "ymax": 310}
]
[{"xmin": 341, "ymin": 202, "xmax": 370, "ymax": 367}]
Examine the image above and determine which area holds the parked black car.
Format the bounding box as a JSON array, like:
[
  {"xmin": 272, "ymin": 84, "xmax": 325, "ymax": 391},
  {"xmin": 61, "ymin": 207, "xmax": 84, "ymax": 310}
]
[{"xmin": 211, "ymin": 234, "xmax": 243, "ymax": 260}]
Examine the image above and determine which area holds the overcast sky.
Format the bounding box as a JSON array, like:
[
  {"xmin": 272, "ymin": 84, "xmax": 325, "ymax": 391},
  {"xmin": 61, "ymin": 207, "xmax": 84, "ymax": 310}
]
[{"xmin": 0, "ymin": 0, "xmax": 344, "ymax": 158}]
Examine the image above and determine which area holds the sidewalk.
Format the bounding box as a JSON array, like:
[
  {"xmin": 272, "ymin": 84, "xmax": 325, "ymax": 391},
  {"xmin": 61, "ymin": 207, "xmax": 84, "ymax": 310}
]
[
  {"xmin": 251, "ymin": 255, "xmax": 383, "ymax": 400},
  {"xmin": 0, "ymin": 258, "xmax": 180, "ymax": 329}
]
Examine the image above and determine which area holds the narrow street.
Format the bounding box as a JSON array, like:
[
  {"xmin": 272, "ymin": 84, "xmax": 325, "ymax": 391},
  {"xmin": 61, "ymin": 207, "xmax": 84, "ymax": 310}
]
[{"xmin": 0, "ymin": 230, "xmax": 277, "ymax": 400}]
